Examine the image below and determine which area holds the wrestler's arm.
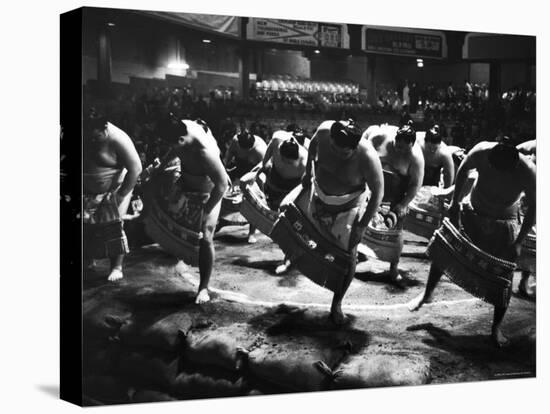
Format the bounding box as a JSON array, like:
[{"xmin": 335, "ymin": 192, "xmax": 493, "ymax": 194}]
[
  {"xmin": 112, "ymin": 130, "xmax": 142, "ymax": 197},
  {"xmin": 441, "ymin": 149, "xmax": 456, "ymax": 188},
  {"xmin": 359, "ymin": 143, "xmax": 384, "ymax": 227},
  {"xmin": 451, "ymin": 143, "xmax": 484, "ymax": 205},
  {"xmin": 260, "ymin": 137, "xmax": 279, "ymax": 173},
  {"xmin": 516, "ymin": 140, "xmax": 536, "ymax": 156},
  {"xmin": 514, "ymin": 160, "xmax": 536, "ymax": 247},
  {"xmin": 396, "ymin": 147, "xmax": 425, "ymax": 214},
  {"xmin": 254, "ymin": 137, "xmax": 268, "ymax": 165},
  {"xmin": 202, "ymin": 149, "xmax": 230, "ymax": 216},
  {"xmin": 223, "ymin": 137, "xmax": 237, "ymax": 166},
  {"xmin": 302, "ymin": 132, "xmax": 318, "ymax": 187}
]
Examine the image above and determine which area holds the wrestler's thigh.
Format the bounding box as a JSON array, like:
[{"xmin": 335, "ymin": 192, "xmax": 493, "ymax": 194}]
[{"xmin": 202, "ymin": 200, "xmax": 222, "ymax": 241}]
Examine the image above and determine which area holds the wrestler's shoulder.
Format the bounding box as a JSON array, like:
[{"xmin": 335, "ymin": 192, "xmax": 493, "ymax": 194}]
[
  {"xmin": 254, "ymin": 135, "xmax": 267, "ymax": 148},
  {"xmin": 470, "ymin": 140, "xmax": 496, "ymax": 153},
  {"xmin": 316, "ymin": 120, "xmax": 335, "ymax": 133},
  {"xmin": 437, "ymin": 144, "xmax": 454, "ymax": 159},
  {"xmin": 106, "ymin": 122, "xmax": 131, "ymax": 141},
  {"xmin": 271, "ymin": 130, "xmax": 291, "ymax": 141},
  {"xmin": 411, "ymin": 142, "xmax": 424, "ymax": 159},
  {"xmin": 518, "ymin": 153, "xmax": 536, "ymax": 176},
  {"xmin": 357, "ymin": 139, "xmax": 379, "ymax": 159}
]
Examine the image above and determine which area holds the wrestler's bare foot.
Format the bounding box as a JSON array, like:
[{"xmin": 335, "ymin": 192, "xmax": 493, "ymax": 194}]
[
  {"xmin": 329, "ymin": 307, "xmax": 346, "ymax": 326},
  {"xmin": 518, "ymin": 276, "xmax": 534, "ymax": 299},
  {"xmin": 107, "ymin": 267, "xmax": 123, "ymax": 282},
  {"xmin": 195, "ymin": 289, "xmax": 211, "ymax": 304},
  {"xmin": 408, "ymin": 293, "xmax": 432, "ymax": 311},
  {"xmin": 275, "ymin": 260, "xmax": 292, "ymax": 275},
  {"xmin": 389, "ymin": 269, "xmax": 406, "ymax": 289},
  {"xmin": 491, "ymin": 328, "xmax": 509, "ymax": 348},
  {"xmin": 247, "ymin": 235, "xmax": 257, "ymax": 244}
]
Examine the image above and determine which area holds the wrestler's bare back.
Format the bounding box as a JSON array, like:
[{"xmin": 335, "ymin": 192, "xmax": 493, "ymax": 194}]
[
  {"xmin": 173, "ymin": 130, "xmax": 221, "ymax": 177},
  {"xmin": 469, "ymin": 143, "xmax": 535, "ymax": 214},
  {"xmin": 314, "ymin": 129, "xmax": 373, "ymax": 195},
  {"xmin": 270, "ymin": 137, "xmax": 307, "ymax": 180},
  {"xmin": 231, "ymin": 136, "xmax": 267, "ymax": 165}
]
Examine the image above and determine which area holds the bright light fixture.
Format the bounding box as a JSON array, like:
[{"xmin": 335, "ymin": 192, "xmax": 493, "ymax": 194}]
[
  {"xmin": 168, "ymin": 62, "xmax": 190, "ymax": 70},
  {"xmin": 314, "ymin": 49, "xmax": 320, "ymax": 54},
  {"xmin": 417, "ymin": 62, "xmax": 424, "ymax": 68},
  {"xmin": 416, "ymin": 58, "xmax": 423, "ymax": 63},
  {"xmin": 202, "ymin": 39, "xmax": 211, "ymax": 44},
  {"xmin": 107, "ymin": 22, "xmax": 116, "ymax": 27}
]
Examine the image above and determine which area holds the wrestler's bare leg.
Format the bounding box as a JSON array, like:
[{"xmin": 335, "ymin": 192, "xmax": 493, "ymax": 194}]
[
  {"xmin": 275, "ymin": 255, "xmax": 292, "ymax": 275},
  {"xmin": 247, "ymin": 224, "xmax": 258, "ymax": 244},
  {"xmin": 196, "ymin": 203, "xmax": 221, "ymax": 304},
  {"xmin": 196, "ymin": 238, "xmax": 213, "ymax": 304},
  {"xmin": 389, "ymin": 261, "xmax": 404, "ymax": 283},
  {"xmin": 388, "ymin": 231, "xmax": 405, "ymax": 286},
  {"xmin": 107, "ymin": 254, "xmax": 124, "ymax": 282},
  {"xmin": 518, "ymin": 271, "xmax": 533, "ymax": 297},
  {"xmin": 409, "ymin": 264, "xmax": 444, "ymax": 311},
  {"xmin": 491, "ymin": 306, "xmax": 509, "ymax": 347},
  {"xmin": 330, "ymin": 247, "xmax": 357, "ymax": 325}
]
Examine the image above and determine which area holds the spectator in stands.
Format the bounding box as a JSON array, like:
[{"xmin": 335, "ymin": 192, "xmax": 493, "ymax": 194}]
[{"xmin": 402, "ymin": 80, "xmax": 411, "ymax": 111}]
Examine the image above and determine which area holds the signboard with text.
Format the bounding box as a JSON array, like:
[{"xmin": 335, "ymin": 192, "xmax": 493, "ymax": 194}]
[
  {"xmin": 363, "ymin": 27, "xmax": 445, "ymax": 58},
  {"xmin": 247, "ymin": 18, "xmax": 349, "ymax": 48}
]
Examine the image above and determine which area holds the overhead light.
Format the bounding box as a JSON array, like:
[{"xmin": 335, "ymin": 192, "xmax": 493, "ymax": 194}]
[
  {"xmin": 314, "ymin": 49, "xmax": 320, "ymax": 54},
  {"xmin": 416, "ymin": 58, "xmax": 423, "ymax": 63},
  {"xmin": 107, "ymin": 22, "xmax": 116, "ymax": 27},
  {"xmin": 417, "ymin": 62, "xmax": 424, "ymax": 68},
  {"xmin": 202, "ymin": 39, "xmax": 211, "ymax": 44},
  {"xmin": 168, "ymin": 62, "xmax": 190, "ymax": 70}
]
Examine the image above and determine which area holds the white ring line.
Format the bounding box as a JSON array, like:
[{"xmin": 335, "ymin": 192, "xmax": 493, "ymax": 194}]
[{"xmin": 177, "ymin": 272, "xmax": 481, "ymax": 312}]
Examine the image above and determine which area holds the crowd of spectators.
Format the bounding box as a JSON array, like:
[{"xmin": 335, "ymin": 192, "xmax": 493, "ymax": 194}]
[
  {"xmin": 372, "ymin": 80, "xmax": 535, "ymax": 149},
  {"xmin": 84, "ymin": 76, "xmax": 536, "ymax": 169}
]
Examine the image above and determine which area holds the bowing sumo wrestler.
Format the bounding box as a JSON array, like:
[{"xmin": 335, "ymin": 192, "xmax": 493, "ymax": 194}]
[
  {"xmin": 365, "ymin": 123, "xmax": 425, "ymax": 284},
  {"xmin": 274, "ymin": 120, "xmax": 384, "ymax": 325},
  {"xmin": 516, "ymin": 139, "xmax": 537, "ymax": 298},
  {"xmin": 156, "ymin": 119, "xmax": 230, "ymax": 304},
  {"xmin": 223, "ymin": 130, "xmax": 267, "ymax": 243},
  {"xmin": 418, "ymin": 125, "xmax": 455, "ymax": 189},
  {"xmin": 83, "ymin": 108, "xmax": 142, "ymax": 282},
  {"xmin": 409, "ymin": 139, "xmax": 536, "ymax": 347},
  {"xmin": 258, "ymin": 130, "xmax": 308, "ymax": 274}
]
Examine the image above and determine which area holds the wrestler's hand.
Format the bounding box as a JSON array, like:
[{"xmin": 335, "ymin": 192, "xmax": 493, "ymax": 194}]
[{"xmin": 392, "ymin": 203, "xmax": 408, "ymax": 219}]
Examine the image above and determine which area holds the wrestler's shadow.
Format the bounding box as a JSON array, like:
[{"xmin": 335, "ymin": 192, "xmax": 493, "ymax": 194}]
[
  {"xmin": 248, "ymin": 304, "xmax": 371, "ymax": 354},
  {"xmin": 354, "ymin": 267, "xmax": 422, "ymax": 292},
  {"xmin": 406, "ymin": 322, "xmax": 536, "ymax": 360},
  {"xmin": 124, "ymin": 244, "xmax": 180, "ymax": 268},
  {"xmin": 214, "ymin": 233, "xmax": 249, "ymax": 244},
  {"xmin": 231, "ymin": 255, "xmax": 301, "ymax": 287}
]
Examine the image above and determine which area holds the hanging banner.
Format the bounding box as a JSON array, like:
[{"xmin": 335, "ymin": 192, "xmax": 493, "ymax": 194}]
[
  {"xmin": 362, "ymin": 26, "xmax": 446, "ymax": 58},
  {"xmin": 248, "ymin": 18, "xmax": 349, "ymax": 48},
  {"xmin": 139, "ymin": 11, "xmax": 240, "ymax": 37}
]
